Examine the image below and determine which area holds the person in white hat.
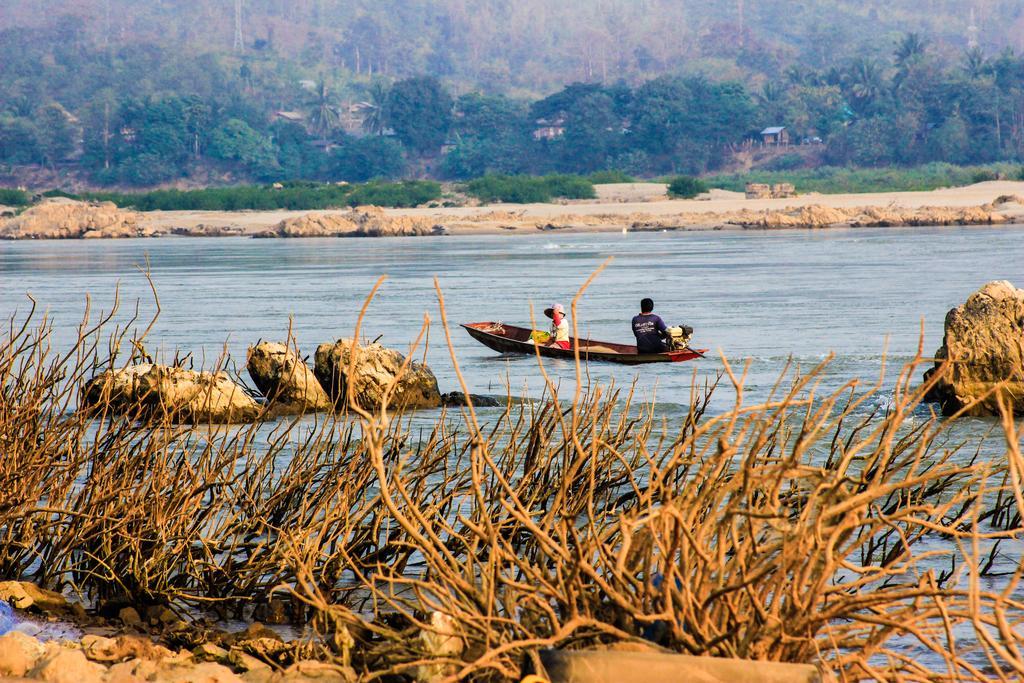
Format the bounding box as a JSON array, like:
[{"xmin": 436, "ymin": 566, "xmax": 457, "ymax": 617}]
[{"xmin": 544, "ymin": 303, "xmax": 571, "ymax": 350}]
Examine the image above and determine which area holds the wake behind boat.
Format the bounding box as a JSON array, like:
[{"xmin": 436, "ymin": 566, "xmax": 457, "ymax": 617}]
[{"xmin": 462, "ymin": 322, "xmax": 707, "ymax": 365}]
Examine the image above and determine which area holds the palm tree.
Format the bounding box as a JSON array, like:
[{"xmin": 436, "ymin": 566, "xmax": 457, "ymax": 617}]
[
  {"xmin": 894, "ymin": 33, "xmax": 928, "ymax": 88},
  {"xmin": 894, "ymin": 32, "xmax": 928, "ymax": 70},
  {"xmin": 962, "ymin": 47, "xmax": 992, "ymax": 80},
  {"xmin": 360, "ymin": 81, "xmax": 389, "ymax": 136},
  {"xmin": 308, "ymin": 78, "xmax": 340, "ymax": 139},
  {"xmin": 846, "ymin": 58, "xmax": 884, "ymax": 110}
]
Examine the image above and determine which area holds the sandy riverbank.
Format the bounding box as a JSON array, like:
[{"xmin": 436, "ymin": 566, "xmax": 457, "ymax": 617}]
[
  {"xmin": 3, "ymin": 181, "xmax": 1024, "ymax": 239},
  {"xmin": 135, "ymin": 181, "xmax": 1024, "ymax": 236}
]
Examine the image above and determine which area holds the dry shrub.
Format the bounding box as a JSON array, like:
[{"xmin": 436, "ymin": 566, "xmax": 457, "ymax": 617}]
[{"xmin": 2, "ymin": 275, "xmax": 1024, "ymax": 681}]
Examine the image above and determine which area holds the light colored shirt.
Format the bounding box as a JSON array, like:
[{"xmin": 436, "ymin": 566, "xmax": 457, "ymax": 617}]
[{"xmin": 551, "ymin": 316, "xmax": 569, "ymax": 342}]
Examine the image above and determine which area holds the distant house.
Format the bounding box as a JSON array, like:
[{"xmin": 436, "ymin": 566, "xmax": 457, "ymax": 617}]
[
  {"xmin": 760, "ymin": 126, "xmax": 790, "ymax": 146},
  {"xmin": 274, "ymin": 111, "xmax": 305, "ymax": 123},
  {"xmin": 533, "ymin": 117, "xmax": 566, "ymax": 141}
]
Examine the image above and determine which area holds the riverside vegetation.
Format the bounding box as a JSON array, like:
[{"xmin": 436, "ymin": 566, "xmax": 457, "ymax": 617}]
[
  {"xmin": 2, "ymin": 276, "xmax": 1024, "ymax": 681},
  {"xmin": 3, "ymin": 163, "xmax": 1023, "ymax": 215}
]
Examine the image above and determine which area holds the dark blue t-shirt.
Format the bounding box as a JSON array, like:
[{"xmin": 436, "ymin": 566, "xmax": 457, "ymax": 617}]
[{"xmin": 632, "ymin": 313, "xmax": 668, "ymax": 353}]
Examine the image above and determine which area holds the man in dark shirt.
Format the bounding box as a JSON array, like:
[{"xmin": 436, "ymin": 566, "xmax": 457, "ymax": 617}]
[{"xmin": 632, "ymin": 298, "xmax": 669, "ymax": 353}]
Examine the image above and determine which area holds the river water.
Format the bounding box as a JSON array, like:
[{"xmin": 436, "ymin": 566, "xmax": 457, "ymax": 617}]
[
  {"xmin": 1, "ymin": 226, "xmax": 1021, "ymax": 412},
  {"xmin": 2, "ymin": 226, "xmax": 1024, "ymax": 662}
]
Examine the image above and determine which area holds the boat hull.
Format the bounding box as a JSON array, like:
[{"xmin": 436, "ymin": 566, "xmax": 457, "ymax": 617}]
[{"xmin": 462, "ymin": 322, "xmax": 706, "ymax": 365}]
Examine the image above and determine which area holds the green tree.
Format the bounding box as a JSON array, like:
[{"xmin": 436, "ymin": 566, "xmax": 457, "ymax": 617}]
[
  {"xmin": 0, "ymin": 116, "xmax": 41, "ymax": 164},
  {"xmin": 926, "ymin": 114, "xmax": 971, "ymax": 164},
  {"xmin": 329, "ymin": 135, "xmax": 406, "ymax": 181},
  {"xmin": 209, "ymin": 118, "xmax": 280, "ymax": 177},
  {"xmin": 35, "ymin": 104, "xmax": 77, "ymax": 167},
  {"xmin": 844, "ymin": 58, "xmax": 886, "ymax": 114},
  {"xmin": 962, "ymin": 48, "xmax": 991, "ymax": 81},
  {"xmin": 360, "ymin": 81, "xmax": 389, "ymax": 136},
  {"xmin": 271, "ymin": 120, "xmax": 329, "ymax": 179},
  {"xmin": 895, "ymin": 33, "xmax": 928, "ymax": 72},
  {"xmin": 308, "ymin": 79, "xmax": 340, "ymax": 139},
  {"xmin": 441, "ymin": 93, "xmax": 528, "ymax": 178},
  {"xmin": 385, "ymin": 76, "xmax": 453, "ymax": 154}
]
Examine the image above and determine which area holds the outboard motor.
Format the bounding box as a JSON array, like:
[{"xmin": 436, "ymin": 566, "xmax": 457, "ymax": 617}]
[{"xmin": 666, "ymin": 325, "xmax": 694, "ymax": 351}]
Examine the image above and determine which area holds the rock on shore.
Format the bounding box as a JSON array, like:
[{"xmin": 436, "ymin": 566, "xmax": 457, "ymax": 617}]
[
  {"xmin": 246, "ymin": 342, "xmax": 332, "ymax": 415},
  {"xmin": 0, "ymin": 630, "xmax": 356, "ymax": 682},
  {"xmin": 0, "ymin": 199, "xmax": 151, "ymax": 239},
  {"xmin": 314, "ymin": 339, "xmax": 441, "ymax": 411},
  {"xmin": 924, "ymin": 280, "xmax": 1024, "ymax": 416},
  {"xmin": 729, "ymin": 203, "xmax": 1007, "ymax": 229}
]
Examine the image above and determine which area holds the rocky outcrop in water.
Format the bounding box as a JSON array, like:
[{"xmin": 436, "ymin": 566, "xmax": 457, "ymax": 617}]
[
  {"xmin": 135, "ymin": 366, "xmax": 261, "ymax": 423},
  {"xmin": 81, "ymin": 364, "xmax": 260, "ymax": 423},
  {"xmin": 0, "ymin": 198, "xmax": 152, "ymax": 239},
  {"xmin": 246, "ymin": 342, "xmax": 332, "ymax": 415},
  {"xmin": 314, "ymin": 339, "xmax": 441, "ymax": 411},
  {"xmin": 80, "ymin": 364, "xmax": 155, "ymax": 415},
  {"xmin": 82, "ymin": 337, "xmax": 451, "ymax": 421},
  {"xmin": 924, "ymin": 280, "xmax": 1024, "ymax": 416},
  {"xmin": 257, "ymin": 207, "xmax": 439, "ymax": 238}
]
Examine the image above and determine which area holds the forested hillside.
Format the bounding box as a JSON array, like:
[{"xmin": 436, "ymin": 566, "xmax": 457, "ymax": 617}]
[
  {"xmin": 2, "ymin": 1, "xmax": 1024, "ymax": 188},
  {"xmin": 4, "ymin": 1, "xmax": 1023, "ymax": 91}
]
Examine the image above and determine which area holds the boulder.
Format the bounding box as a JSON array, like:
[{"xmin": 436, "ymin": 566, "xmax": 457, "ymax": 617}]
[
  {"xmin": 136, "ymin": 365, "xmax": 261, "ymax": 423},
  {"xmin": 246, "ymin": 342, "xmax": 332, "ymax": 414},
  {"xmin": 314, "ymin": 339, "xmax": 441, "ymax": 411},
  {"xmin": 227, "ymin": 648, "xmax": 272, "ymax": 673},
  {"xmin": 118, "ymin": 606, "xmax": 143, "ymax": 627},
  {"xmin": 105, "ymin": 658, "xmax": 159, "ymax": 683},
  {"xmin": 531, "ymin": 650, "xmax": 827, "ymax": 683},
  {"xmin": 151, "ymin": 660, "xmax": 244, "ymax": 683},
  {"xmin": 282, "ymin": 661, "xmax": 357, "ymax": 682},
  {"xmin": 744, "ymin": 183, "xmax": 772, "ymax": 199},
  {"xmin": 441, "ymin": 392, "xmax": 504, "ymax": 408},
  {"xmin": 29, "ymin": 647, "xmax": 106, "ymax": 683},
  {"xmin": 193, "ymin": 642, "xmax": 230, "ymax": 662},
  {"xmin": 0, "ymin": 581, "xmax": 70, "ymax": 615},
  {"xmin": 0, "ymin": 631, "xmax": 44, "ymax": 676},
  {"xmin": 265, "ymin": 214, "xmax": 360, "ymax": 238},
  {"xmin": 261, "ymin": 208, "xmax": 437, "ymax": 239},
  {"xmin": 770, "ymin": 183, "xmax": 796, "ymax": 198},
  {"xmin": 81, "ymin": 634, "xmax": 173, "ymax": 663},
  {"xmin": 924, "ymin": 280, "xmax": 1024, "ymax": 416},
  {"xmin": 416, "ymin": 611, "xmax": 464, "ymax": 683},
  {"xmin": 0, "ymin": 198, "xmax": 151, "ymax": 240},
  {"xmin": 80, "ymin": 364, "xmax": 154, "ymax": 414}
]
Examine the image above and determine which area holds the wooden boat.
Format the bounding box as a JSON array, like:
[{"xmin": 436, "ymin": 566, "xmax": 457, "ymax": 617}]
[{"xmin": 462, "ymin": 322, "xmax": 707, "ymax": 365}]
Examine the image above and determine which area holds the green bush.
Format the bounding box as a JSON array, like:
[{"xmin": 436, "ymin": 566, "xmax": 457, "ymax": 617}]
[
  {"xmin": 40, "ymin": 189, "xmax": 79, "ymax": 199},
  {"xmin": 588, "ymin": 170, "xmax": 636, "ymax": 184},
  {"xmin": 465, "ymin": 174, "xmax": 596, "ymax": 203},
  {"xmin": 78, "ymin": 180, "xmax": 440, "ymax": 212},
  {"xmin": 705, "ymin": 162, "xmax": 1022, "ymax": 195},
  {"xmin": 542, "ymin": 174, "xmax": 596, "ymax": 200},
  {"xmin": 970, "ymin": 169, "xmax": 999, "ymax": 184},
  {"xmin": 466, "ymin": 175, "xmax": 550, "ymax": 203},
  {"xmin": 763, "ymin": 153, "xmax": 806, "ymax": 172},
  {"xmin": 667, "ymin": 175, "xmax": 708, "ymax": 199},
  {"xmin": 0, "ymin": 188, "xmax": 31, "ymax": 205},
  {"xmin": 346, "ymin": 180, "xmax": 441, "ymax": 208}
]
